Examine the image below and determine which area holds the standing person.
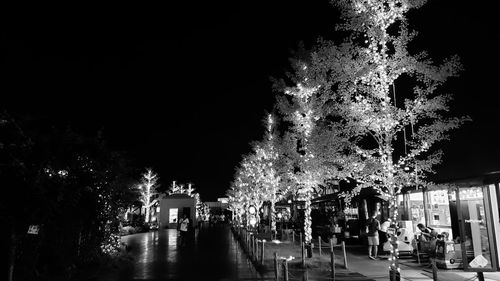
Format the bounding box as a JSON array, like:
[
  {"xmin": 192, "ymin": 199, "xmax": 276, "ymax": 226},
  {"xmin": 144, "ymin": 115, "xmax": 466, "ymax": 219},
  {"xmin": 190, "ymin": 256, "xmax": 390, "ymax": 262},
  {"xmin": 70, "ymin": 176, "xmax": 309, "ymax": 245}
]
[
  {"xmin": 366, "ymin": 212, "xmax": 380, "ymax": 260},
  {"xmin": 179, "ymin": 214, "xmax": 190, "ymax": 246},
  {"xmin": 378, "ymin": 219, "xmax": 390, "ymax": 254}
]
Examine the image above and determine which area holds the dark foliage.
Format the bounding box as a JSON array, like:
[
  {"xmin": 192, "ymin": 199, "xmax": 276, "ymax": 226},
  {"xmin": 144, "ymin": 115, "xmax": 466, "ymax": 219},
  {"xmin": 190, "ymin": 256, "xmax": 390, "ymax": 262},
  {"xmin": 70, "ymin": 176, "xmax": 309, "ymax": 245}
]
[{"xmin": 1, "ymin": 111, "xmax": 138, "ymax": 281}]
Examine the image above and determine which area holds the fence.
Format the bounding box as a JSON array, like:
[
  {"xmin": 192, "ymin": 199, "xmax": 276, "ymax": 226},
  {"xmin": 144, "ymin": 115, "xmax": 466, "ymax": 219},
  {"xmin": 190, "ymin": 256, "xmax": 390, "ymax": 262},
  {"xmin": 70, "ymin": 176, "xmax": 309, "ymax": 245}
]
[{"xmin": 231, "ymin": 225, "xmax": 349, "ymax": 281}]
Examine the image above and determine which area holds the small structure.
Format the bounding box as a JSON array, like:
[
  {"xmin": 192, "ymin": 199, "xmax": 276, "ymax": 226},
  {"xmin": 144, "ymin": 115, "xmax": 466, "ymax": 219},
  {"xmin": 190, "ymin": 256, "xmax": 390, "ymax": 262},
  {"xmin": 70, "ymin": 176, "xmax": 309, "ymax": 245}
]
[{"xmin": 159, "ymin": 193, "xmax": 197, "ymax": 229}]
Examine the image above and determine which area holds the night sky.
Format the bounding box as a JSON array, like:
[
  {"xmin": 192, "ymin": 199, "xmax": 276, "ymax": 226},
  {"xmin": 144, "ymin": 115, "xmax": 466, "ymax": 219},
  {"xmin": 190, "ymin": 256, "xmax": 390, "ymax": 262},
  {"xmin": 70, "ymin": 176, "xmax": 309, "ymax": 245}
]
[{"xmin": 2, "ymin": 1, "xmax": 499, "ymax": 201}]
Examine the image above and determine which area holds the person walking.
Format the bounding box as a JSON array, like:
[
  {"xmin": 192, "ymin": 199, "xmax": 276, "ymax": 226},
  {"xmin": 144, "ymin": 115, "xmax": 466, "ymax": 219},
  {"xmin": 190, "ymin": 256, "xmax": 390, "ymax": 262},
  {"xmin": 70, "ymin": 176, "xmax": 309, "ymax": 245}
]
[
  {"xmin": 179, "ymin": 214, "xmax": 190, "ymax": 246},
  {"xmin": 366, "ymin": 212, "xmax": 380, "ymax": 260}
]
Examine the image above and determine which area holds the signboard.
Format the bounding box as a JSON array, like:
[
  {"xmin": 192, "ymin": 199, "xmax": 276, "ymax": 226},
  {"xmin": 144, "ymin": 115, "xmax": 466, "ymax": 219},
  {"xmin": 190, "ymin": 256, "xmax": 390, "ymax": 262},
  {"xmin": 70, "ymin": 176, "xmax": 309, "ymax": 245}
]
[
  {"xmin": 469, "ymin": 255, "xmax": 489, "ymax": 268},
  {"xmin": 27, "ymin": 225, "xmax": 39, "ymax": 235}
]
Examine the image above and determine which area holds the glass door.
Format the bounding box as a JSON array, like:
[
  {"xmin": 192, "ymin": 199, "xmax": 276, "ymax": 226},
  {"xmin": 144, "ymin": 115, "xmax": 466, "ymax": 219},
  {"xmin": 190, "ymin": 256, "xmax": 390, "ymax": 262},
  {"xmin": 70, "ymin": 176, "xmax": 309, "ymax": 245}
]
[{"xmin": 456, "ymin": 186, "xmax": 498, "ymax": 271}]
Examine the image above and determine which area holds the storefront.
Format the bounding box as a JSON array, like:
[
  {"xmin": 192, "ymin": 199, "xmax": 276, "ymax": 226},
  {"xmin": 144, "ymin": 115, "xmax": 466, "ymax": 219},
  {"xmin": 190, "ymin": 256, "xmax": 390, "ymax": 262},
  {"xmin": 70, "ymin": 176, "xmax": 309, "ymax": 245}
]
[
  {"xmin": 449, "ymin": 176, "xmax": 499, "ymax": 272},
  {"xmin": 396, "ymin": 173, "xmax": 500, "ymax": 271}
]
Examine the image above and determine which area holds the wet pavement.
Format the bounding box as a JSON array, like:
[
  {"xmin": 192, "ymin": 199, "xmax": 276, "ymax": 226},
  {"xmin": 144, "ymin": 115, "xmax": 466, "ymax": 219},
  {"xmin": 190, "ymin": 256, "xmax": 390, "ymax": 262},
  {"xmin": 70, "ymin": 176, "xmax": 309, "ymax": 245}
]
[{"xmin": 110, "ymin": 225, "xmax": 271, "ymax": 281}]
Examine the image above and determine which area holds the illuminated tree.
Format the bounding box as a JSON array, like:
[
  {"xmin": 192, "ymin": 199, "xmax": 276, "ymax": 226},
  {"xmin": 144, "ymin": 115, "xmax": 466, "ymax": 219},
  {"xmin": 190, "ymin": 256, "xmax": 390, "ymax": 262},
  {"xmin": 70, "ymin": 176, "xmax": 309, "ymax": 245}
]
[
  {"xmin": 303, "ymin": 0, "xmax": 469, "ymax": 272},
  {"xmin": 227, "ymin": 182, "xmax": 246, "ymax": 225},
  {"xmin": 252, "ymin": 114, "xmax": 290, "ymax": 234},
  {"xmin": 229, "ymin": 151, "xmax": 270, "ymax": 227},
  {"xmin": 139, "ymin": 168, "xmax": 160, "ymax": 223},
  {"xmin": 282, "ymin": 82, "xmax": 323, "ymax": 244},
  {"xmin": 168, "ymin": 181, "xmax": 195, "ymax": 196},
  {"xmin": 186, "ymin": 183, "xmax": 195, "ymax": 196}
]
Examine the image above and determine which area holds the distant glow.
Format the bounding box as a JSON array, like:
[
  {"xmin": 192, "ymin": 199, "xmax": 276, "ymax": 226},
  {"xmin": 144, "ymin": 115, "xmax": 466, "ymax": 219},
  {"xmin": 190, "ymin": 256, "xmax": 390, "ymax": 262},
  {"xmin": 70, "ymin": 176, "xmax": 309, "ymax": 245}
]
[{"xmin": 217, "ymin": 197, "xmax": 229, "ymax": 203}]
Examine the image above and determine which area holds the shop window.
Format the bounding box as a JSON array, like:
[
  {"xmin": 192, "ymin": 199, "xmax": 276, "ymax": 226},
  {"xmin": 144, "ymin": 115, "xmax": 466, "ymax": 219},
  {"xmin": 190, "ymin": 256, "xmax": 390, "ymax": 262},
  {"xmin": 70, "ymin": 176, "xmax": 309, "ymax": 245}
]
[{"xmin": 425, "ymin": 190, "xmax": 454, "ymax": 240}]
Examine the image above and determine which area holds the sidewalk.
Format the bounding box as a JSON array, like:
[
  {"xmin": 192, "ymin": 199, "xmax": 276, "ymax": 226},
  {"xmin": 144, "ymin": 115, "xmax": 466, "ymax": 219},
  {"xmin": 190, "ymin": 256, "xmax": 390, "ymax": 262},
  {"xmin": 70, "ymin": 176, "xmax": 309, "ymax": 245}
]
[{"xmin": 342, "ymin": 245, "xmax": 500, "ymax": 281}]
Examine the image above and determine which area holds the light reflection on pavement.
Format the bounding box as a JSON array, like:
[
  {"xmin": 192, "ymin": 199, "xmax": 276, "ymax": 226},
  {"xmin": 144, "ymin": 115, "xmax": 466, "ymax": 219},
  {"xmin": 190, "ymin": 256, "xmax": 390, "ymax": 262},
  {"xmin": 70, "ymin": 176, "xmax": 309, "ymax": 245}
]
[{"xmin": 111, "ymin": 225, "xmax": 269, "ymax": 281}]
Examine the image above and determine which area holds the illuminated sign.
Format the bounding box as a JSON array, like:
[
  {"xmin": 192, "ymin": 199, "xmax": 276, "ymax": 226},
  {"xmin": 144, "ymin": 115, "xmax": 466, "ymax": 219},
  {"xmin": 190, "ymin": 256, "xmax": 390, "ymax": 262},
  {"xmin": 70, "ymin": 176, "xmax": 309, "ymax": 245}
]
[{"xmin": 459, "ymin": 188, "xmax": 483, "ymax": 200}]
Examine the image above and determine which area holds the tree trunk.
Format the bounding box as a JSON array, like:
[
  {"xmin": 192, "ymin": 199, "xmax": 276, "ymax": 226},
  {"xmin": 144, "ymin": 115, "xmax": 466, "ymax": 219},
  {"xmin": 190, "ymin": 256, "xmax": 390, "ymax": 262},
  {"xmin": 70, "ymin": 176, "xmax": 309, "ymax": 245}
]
[
  {"xmin": 270, "ymin": 200, "xmax": 276, "ymax": 233},
  {"xmin": 389, "ymin": 195, "xmax": 400, "ymax": 274},
  {"xmin": 145, "ymin": 206, "xmax": 150, "ymax": 223},
  {"xmin": 304, "ymin": 190, "xmax": 312, "ymax": 244}
]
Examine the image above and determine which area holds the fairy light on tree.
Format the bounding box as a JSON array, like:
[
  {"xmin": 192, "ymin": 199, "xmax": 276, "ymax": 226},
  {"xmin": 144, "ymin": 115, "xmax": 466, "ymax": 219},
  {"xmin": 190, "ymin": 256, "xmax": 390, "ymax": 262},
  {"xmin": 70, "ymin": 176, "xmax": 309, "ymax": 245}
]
[
  {"xmin": 254, "ymin": 114, "xmax": 289, "ymax": 236},
  {"xmin": 227, "ymin": 182, "xmax": 246, "ymax": 225},
  {"xmin": 139, "ymin": 168, "xmax": 159, "ymax": 223},
  {"xmin": 283, "ymin": 82, "xmax": 322, "ymax": 245},
  {"xmin": 304, "ymin": 0, "xmax": 470, "ymax": 274},
  {"xmin": 186, "ymin": 183, "xmax": 195, "ymax": 196},
  {"xmin": 168, "ymin": 180, "xmax": 186, "ymax": 195}
]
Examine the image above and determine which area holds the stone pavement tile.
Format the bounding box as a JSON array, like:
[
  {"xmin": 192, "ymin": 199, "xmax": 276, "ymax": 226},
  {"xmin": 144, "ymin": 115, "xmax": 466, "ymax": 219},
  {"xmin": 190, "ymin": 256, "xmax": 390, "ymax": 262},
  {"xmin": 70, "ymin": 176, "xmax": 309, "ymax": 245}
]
[
  {"xmin": 419, "ymin": 270, "xmax": 500, "ymax": 281},
  {"xmin": 341, "ymin": 245, "xmax": 500, "ymax": 281}
]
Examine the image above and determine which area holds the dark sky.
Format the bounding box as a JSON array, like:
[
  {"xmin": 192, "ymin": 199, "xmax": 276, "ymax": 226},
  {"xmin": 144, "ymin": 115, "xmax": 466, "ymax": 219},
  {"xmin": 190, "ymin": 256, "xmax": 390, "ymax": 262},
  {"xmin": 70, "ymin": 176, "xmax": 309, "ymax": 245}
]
[{"xmin": 2, "ymin": 1, "xmax": 499, "ymax": 200}]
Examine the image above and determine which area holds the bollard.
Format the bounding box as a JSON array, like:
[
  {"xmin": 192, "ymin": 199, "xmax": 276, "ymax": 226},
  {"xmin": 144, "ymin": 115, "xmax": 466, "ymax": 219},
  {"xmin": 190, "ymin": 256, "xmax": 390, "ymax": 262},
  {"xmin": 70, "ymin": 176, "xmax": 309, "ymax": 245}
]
[
  {"xmin": 330, "ymin": 238, "xmax": 335, "ymax": 280},
  {"xmin": 274, "ymin": 252, "xmax": 279, "ymax": 281},
  {"xmin": 260, "ymin": 240, "xmax": 265, "ymax": 265},
  {"xmin": 248, "ymin": 235, "xmax": 251, "ymax": 254},
  {"xmin": 254, "ymin": 237, "xmax": 258, "ymax": 261},
  {"xmin": 415, "ymin": 235, "xmax": 421, "ymax": 265},
  {"xmin": 431, "ymin": 258, "xmax": 438, "ymax": 281},
  {"xmin": 283, "ymin": 259, "xmax": 289, "ymax": 281},
  {"xmin": 292, "ymin": 230, "xmax": 295, "ymax": 243},
  {"xmin": 299, "ymin": 232, "xmax": 302, "ymax": 245},
  {"xmin": 342, "ymin": 241, "xmax": 348, "ymax": 269},
  {"xmin": 319, "ymin": 236, "xmax": 322, "ymax": 257},
  {"xmin": 251, "ymin": 236, "xmax": 255, "ymax": 259},
  {"xmin": 252, "ymin": 236, "xmax": 256, "ymax": 259},
  {"xmin": 301, "ymin": 242, "xmax": 306, "ymax": 268}
]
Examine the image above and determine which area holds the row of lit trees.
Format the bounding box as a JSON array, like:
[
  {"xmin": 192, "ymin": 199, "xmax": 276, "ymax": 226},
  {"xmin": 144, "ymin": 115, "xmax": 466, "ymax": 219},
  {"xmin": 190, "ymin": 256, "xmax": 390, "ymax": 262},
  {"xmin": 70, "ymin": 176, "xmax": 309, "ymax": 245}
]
[
  {"xmin": 227, "ymin": 0, "xmax": 468, "ymax": 272},
  {"xmin": 135, "ymin": 170, "xmax": 206, "ymax": 223}
]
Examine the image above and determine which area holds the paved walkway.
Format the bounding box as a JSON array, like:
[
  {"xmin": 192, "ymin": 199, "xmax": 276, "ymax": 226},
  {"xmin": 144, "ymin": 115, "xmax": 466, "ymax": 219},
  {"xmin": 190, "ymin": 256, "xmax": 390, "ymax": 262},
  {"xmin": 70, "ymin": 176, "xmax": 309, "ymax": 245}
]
[
  {"xmin": 92, "ymin": 227, "xmax": 500, "ymax": 281},
  {"xmin": 342, "ymin": 245, "xmax": 500, "ymax": 281},
  {"xmin": 105, "ymin": 225, "xmax": 272, "ymax": 281}
]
